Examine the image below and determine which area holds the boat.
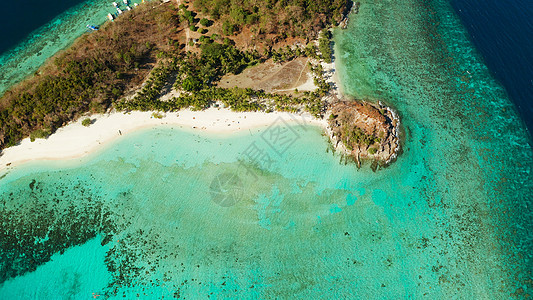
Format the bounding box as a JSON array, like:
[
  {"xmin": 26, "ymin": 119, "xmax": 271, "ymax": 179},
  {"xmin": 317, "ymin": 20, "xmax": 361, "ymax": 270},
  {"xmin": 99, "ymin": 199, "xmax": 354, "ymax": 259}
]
[
  {"xmin": 123, "ymin": 0, "xmax": 129, "ymax": 4},
  {"xmin": 107, "ymin": 13, "xmax": 114, "ymax": 21},
  {"xmin": 86, "ymin": 24, "xmax": 99, "ymax": 31},
  {"xmin": 134, "ymin": 3, "xmax": 139, "ymax": 7},
  {"xmin": 126, "ymin": 6, "xmax": 132, "ymax": 11},
  {"xmin": 112, "ymin": 2, "xmax": 118, "ymax": 7},
  {"xmin": 117, "ymin": 7, "xmax": 123, "ymax": 14}
]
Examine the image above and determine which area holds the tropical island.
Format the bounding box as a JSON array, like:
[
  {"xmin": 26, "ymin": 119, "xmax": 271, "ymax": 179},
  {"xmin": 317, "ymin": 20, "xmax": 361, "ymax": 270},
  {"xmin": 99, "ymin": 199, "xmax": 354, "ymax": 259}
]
[{"xmin": 0, "ymin": 0, "xmax": 400, "ymax": 169}]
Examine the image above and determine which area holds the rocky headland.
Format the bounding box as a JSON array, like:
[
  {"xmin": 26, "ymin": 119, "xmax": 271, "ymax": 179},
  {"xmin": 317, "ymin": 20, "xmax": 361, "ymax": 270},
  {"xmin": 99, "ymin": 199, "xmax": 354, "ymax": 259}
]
[{"xmin": 327, "ymin": 100, "xmax": 401, "ymax": 169}]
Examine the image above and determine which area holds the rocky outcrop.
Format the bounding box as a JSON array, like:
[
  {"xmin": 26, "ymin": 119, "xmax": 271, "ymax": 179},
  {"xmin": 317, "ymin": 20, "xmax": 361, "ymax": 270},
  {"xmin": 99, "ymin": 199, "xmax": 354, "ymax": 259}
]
[
  {"xmin": 339, "ymin": 2, "xmax": 360, "ymax": 29},
  {"xmin": 327, "ymin": 100, "xmax": 400, "ymax": 169}
]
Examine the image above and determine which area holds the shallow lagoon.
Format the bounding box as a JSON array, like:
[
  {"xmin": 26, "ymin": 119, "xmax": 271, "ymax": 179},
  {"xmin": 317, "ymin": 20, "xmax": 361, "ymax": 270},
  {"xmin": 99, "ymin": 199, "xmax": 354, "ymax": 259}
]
[{"xmin": 0, "ymin": 114, "xmax": 529, "ymax": 298}]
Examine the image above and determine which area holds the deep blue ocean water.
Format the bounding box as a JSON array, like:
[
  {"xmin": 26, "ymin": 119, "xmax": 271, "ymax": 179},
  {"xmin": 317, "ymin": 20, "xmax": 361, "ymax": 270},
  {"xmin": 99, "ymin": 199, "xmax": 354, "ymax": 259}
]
[
  {"xmin": 450, "ymin": 0, "xmax": 533, "ymax": 135},
  {"xmin": 0, "ymin": 0, "xmax": 86, "ymax": 55}
]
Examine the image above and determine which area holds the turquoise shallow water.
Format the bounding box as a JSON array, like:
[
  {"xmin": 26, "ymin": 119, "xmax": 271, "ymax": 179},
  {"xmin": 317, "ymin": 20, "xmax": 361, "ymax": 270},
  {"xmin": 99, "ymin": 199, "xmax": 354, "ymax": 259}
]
[
  {"xmin": 334, "ymin": 0, "xmax": 533, "ymax": 296},
  {"xmin": 1, "ymin": 0, "xmax": 533, "ymax": 298},
  {"xmin": 0, "ymin": 237, "xmax": 110, "ymax": 298}
]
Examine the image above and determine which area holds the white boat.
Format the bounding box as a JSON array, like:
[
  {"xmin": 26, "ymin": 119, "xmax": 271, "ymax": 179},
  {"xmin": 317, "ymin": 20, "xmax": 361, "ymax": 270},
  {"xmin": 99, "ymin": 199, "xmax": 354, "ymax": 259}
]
[
  {"xmin": 107, "ymin": 13, "xmax": 114, "ymax": 20},
  {"xmin": 123, "ymin": 0, "xmax": 129, "ymax": 4},
  {"xmin": 126, "ymin": 6, "xmax": 132, "ymax": 11},
  {"xmin": 112, "ymin": 2, "xmax": 118, "ymax": 7},
  {"xmin": 134, "ymin": 3, "xmax": 138, "ymax": 7},
  {"xmin": 117, "ymin": 7, "xmax": 123, "ymax": 14}
]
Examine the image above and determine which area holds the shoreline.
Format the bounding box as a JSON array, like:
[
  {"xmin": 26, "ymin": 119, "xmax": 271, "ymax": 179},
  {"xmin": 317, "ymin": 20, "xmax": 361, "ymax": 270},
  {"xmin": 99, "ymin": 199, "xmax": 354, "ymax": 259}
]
[
  {"xmin": 319, "ymin": 39, "xmax": 402, "ymax": 168},
  {"xmin": 0, "ymin": 4, "xmax": 345, "ymax": 174},
  {"xmin": 0, "ymin": 108, "xmax": 326, "ymax": 172}
]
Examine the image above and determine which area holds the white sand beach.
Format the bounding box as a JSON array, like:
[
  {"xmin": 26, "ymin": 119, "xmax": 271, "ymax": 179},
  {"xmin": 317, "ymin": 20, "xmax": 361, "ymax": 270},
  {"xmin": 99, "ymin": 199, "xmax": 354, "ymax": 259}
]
[{"xmin": 0, "ymin": 108, "xmax": 326, "ymax": 171}]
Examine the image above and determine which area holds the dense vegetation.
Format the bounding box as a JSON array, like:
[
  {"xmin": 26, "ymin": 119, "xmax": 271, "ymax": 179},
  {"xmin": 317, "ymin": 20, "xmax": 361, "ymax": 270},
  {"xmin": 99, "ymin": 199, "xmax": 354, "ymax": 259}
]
[
  {"xmin": 115, "ymin": 42, "xmax": 329, "ymax": 116},
  {"xmin": 341, "ymin": 126, "xmax": 380, "ymax": 150},
  {"xmin": 318, "ymin": 30, "xmax": 333, "ymax": 63},
  {"xmin": 0, "ymin": 0, "xmax": 344, "ymax": 151},
  {"xmin": 0, "ymin": 4, "xmax": 179, "ymax": 149},
  {"xmin": 191, "ymin": 0, "xmax": 349, "ymax": 39}
]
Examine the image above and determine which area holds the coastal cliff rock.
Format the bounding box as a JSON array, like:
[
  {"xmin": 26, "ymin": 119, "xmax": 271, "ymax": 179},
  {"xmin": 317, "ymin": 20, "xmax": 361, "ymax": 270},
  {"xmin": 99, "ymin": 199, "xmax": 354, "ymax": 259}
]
[
  {"xmin": 339, "ymin": 2, "xmax": 360, "ymax": 29},
  {"xmin": 327, "ymin": 100, "xmax": 400, "ymax": 168}
]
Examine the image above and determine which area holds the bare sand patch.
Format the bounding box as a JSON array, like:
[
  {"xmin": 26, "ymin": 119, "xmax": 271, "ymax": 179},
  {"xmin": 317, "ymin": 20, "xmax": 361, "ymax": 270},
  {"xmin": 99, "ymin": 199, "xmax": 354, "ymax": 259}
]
[{"xmin": 218, "ymin": 57, "xmax": 316, "ymax": 95}]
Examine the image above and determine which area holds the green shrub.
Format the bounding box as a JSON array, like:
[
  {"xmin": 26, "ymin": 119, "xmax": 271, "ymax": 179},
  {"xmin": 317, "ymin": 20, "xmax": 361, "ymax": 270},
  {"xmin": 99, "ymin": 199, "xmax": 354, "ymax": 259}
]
[
  {"xmin": 182, "ymin": 76, "xmax": 202, "ymax": 92},
  {"xmin": 199, "ymin": 18, "xmax": 210, "ymax": 27},
  {"xmin": 246, "ymin": 14, "xmax": 258, "ymax": 25},
  {"xmin": 368, "ymin": 147, "xmax": 377, "ymax": 155},
  {"xmin": 82, "ymin": 118, "xmax": 92, "ymax": 127},
  {"xmin": 318, "ymin": 30, "xmax": 332, "ymax": 63},
  {"xmin": 112, "ymin": 87, "xmax": 121, "ymax": 97},
  {"xmin": 29, "ymin": 128, "xmax": 51, "ymax": 142},
  {"xmin": 151, "ymin": 112, "xmax": 164, "ymax": 119},
  {"xmin": 222, "ymin": 21, "xmax": 236, "ymax": 35},
  {"xmin": 199, "ymin": 35, "xmax": 209, "ymax": 43},
  {"xmin": 223, "ymin": 37, "xmax": 234, "ymax": 45},
  {"xmin": 190, "ymin": 25, "xmax": 198, "ymax": 32}
]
